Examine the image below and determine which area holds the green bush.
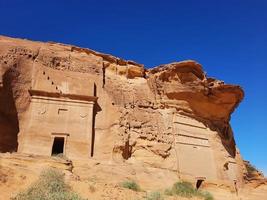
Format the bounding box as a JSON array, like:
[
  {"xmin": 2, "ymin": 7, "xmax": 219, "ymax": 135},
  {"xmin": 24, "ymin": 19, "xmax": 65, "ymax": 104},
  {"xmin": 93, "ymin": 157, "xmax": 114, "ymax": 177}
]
[
  {"xmin": 198, "ymin": 191, "xmax": 214, "ymax": 200},
  {"xmin": 12, "ymin": 168, "xmax": 85, "ymax": 200},
  {"xmin": 164, "ymin": 188, "xmax": 172, "ymax": 196},
  {"xmin": 146, "ymin": 191, "xmax": 164, "ymax": 200},
  {"xmin": 120, "ymin": 180, "xmax": 141, "ymax": 191},
  {"xmin": 168, "ymin": 181, "xmax": 196, "ymax": 197},
  {"xmin": 164, "ymin": 181, "xmax": 213, "ymax": 200}
]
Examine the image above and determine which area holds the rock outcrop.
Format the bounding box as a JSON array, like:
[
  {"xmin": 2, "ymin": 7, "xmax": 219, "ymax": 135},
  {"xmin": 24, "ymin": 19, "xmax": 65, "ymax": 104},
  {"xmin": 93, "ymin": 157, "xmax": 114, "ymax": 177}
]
[{"xmin": 0, "ymin": 35, "xmax": 265, "ymax": 200}]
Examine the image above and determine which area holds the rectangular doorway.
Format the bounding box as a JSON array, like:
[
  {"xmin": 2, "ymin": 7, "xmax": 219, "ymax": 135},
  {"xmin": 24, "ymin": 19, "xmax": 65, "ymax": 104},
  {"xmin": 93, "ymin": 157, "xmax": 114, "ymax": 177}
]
[{"xmin": 51, "ymin": 137, "xmax": 65, "ymax": 155}]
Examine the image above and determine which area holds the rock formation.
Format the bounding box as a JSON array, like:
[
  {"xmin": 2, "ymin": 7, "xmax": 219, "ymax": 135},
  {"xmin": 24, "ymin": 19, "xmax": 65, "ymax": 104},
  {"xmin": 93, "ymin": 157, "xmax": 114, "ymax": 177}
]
[{"xmin": 0, "ymin": 35, "xmax": 266, "ymax": 200}]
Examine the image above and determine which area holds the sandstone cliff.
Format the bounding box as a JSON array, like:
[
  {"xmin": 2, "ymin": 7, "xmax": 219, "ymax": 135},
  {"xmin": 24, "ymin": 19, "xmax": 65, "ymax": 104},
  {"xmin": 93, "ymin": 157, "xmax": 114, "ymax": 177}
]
[
  {"xmin": 0, "ymin": 35, "xmax": 265, "ymax": 200},
  {"xmin": 0, "ymin": 35, "xmax": 243, "ymax": 155}
]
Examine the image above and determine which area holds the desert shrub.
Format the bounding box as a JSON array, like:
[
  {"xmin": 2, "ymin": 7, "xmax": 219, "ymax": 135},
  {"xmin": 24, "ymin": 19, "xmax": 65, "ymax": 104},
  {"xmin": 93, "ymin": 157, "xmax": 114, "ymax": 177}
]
[
  {"xmin": 165, "ymin": 181, "xmax": 213, "ymax": 200},
  {"xmin": 198, "ymin": 191, "xmax": 214, "ymax": 200},
  {"xmin": 164, "ymin": 188, "xmax": 172, "ymax": 196},
  {"xmin": 120, "ymin": 180, "xmax": 141, "ymax": 191},
  {"xmin": 146, "ymin": 191, "xmax": 164, "ymax": 200},
  {"xmin": 12, "ymin": 168, "xmax": 85, "ymax": 200},
  {"xmin": 168, "ymin": 181, "xmax": 196, "ymax": 197}
]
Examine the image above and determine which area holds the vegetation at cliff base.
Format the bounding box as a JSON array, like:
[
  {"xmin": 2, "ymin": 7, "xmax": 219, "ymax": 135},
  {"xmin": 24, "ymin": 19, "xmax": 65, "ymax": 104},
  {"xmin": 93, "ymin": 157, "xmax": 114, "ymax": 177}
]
[
  {"xmin": 145, "ymin": 191, "xmax": 164, "ymax": 200},
  {"xmin": 12, "ymin": 168, "xmax": 85, "ymax": 200},
  {"xmin": 165, "ymin": 181, "xmax": 213, "ymax": 200},
  {"xmin": 120, "ymin": 180, "xmax": 141, "ymax": 191}
]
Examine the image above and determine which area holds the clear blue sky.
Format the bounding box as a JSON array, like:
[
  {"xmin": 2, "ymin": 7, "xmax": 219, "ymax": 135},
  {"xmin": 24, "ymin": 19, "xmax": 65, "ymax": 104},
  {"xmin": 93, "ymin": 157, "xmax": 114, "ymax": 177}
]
[{"xmin": 0, "ymin": 0, "xmax": 266, "ymax": 175}]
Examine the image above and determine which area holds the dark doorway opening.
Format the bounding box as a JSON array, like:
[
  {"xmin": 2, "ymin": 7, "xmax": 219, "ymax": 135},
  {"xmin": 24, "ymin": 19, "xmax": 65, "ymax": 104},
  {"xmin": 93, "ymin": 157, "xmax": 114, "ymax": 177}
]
[
  {"xmin": 51, "ymin": 137, "xmax": 64, "ymax": 155},
  {"xmin": 122, "ymin": 140, "xmax": 132, "ymax": 160},
  {"xmin": 196, "ymin": 179, "xmax": 204, "ymax": 190}
]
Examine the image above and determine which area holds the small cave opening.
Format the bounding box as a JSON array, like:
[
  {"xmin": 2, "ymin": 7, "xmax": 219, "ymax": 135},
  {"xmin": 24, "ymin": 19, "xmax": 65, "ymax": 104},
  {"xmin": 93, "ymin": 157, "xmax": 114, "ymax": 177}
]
[
  {"xmin": 51, "ymin": 137, "xmax": 65, "ymax": 155},
  {"xmin": 196, "ymin": 179, "xmax": 204, "ymax": 190},
  {"xmin": 224, "ymin": 162, "xmax": 229, "ymax": 170},
  {"xmin": 122, "ymin": 141, "xmax": 132, "ymax": 160},
  {"xmin": 0, "ymin": 69, "xmax": 20, "ymax": 153}
]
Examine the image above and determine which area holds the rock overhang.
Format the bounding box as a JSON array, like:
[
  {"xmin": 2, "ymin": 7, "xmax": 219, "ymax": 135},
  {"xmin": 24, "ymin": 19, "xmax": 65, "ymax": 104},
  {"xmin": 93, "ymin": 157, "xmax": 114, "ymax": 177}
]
[
  {"xmin": 0, "ymin": 35, "xmax": 245, "ymax": 121},
  {"xmin": 146, "ymin": 59, "xmax": 244, "ymax": 122}
]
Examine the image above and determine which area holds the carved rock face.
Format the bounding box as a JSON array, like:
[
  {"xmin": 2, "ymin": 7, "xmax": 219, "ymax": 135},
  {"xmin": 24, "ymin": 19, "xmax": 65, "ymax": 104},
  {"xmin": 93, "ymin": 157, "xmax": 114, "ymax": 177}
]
[{"xmin": 0, "ymin": 35, "xmax": 245, "ymax": 184}]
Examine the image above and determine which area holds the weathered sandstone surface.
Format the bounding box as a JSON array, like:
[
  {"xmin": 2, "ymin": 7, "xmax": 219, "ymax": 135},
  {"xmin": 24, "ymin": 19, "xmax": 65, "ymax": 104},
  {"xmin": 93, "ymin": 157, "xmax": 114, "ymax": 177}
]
[{"xmin": 0, "ymin": 35, "xmax": 266, "ymax": 199}]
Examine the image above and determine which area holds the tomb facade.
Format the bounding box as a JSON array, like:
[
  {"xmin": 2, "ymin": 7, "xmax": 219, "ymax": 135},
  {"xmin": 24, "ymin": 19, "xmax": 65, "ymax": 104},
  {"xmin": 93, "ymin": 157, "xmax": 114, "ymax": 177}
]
[
  {"xmin": 16, "ymin": 65, "xmax": 97, "ymax": 159},
  {"xmin": 17, "ymin": 89, "xmax": 96, "ymax": 159}
]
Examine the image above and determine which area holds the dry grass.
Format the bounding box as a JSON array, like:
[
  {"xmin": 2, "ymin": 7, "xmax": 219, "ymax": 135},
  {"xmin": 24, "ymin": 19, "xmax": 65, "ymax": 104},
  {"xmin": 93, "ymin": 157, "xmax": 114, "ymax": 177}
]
[
  {"xmin": 11, "ymin": 168, "xmax": 85, "ymax": 200},
  {"xmin": 120, "ymin": 180, "xmax": 141, "ymax": 191},
  {"xmin": 165, "ymin": 181, "xmax": 213, "ymax": 200}
]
